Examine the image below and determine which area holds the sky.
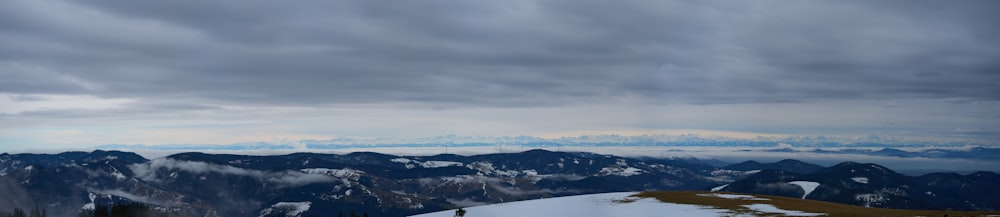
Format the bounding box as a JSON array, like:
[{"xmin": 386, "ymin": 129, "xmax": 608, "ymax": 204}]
[{"xmin": 2, "ymin": 0, "xmax": 999, "ymax": 151}]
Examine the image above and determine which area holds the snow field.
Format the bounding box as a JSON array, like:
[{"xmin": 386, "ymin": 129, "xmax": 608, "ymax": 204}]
[{"xmin": 409, "ymin": 192, "xmax": 737, "ymax": 217}]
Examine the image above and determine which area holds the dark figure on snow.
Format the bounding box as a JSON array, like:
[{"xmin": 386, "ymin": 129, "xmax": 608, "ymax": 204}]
[{"xmin": 454, "ymin": 208, "xmax": 466, "ymax": 217}]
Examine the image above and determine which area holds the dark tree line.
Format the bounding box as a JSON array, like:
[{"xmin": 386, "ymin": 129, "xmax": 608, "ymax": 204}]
[
  {"xmin": 0, "ymin": 207, "xmax": 47, "ymax": 217},
  {"xmin": 335, "ymin": 210, "xmax": 368, "ymax": 217},
  {"xmin": 78, "ymin": 203, "xmax": 375, "ymax": 217},
  {"xmin": 3, "ymin": 202, "xmax": 387, "ymax": 217},
  {"xmin": 77, "ymin": 203, "xmax": 193, "ymax": 217}
]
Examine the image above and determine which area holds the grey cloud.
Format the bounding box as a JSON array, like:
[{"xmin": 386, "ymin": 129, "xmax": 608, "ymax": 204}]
[
  {"xmin": 6, "ymin": 94, "xmax": 46, "ymax": 102},
  {"xmin": 2, "ymin": 101, "xmax": 224, "ymax": 121},
  {"xmin": 1, "ymin": 0, "xmax": 998, "ymax": 108}
]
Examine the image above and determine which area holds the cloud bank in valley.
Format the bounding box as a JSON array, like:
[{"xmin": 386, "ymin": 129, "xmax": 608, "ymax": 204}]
[{"xmin": 129, "ymin": 158, "xmax": 337, "ymax": 188}]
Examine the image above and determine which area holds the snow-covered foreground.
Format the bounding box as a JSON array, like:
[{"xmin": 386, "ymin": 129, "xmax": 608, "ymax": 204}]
[{"xmin": 411, "ymin": 192, "xmax": 734, "ymax": 217}]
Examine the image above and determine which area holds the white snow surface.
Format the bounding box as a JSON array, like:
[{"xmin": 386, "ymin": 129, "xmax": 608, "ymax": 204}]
[
  {"xmin": 697, "ymin": 193, "xmax": 770, "ymax": 201},
  {"xmin": 710, "ymin": 184, "xmax": 728, "ymax": 192},
  {"xmin": 620, "ymin": 167, "xmax": 644, "ymax": 176},
  {"xmin": 391, "ymin": 158, "xmax": 463, "ymax": 168},
  {"xmin": 110, "ymin": 170, "xmax": 127, "ymax": 180},
  {"xmin": 855, "ymin": 193, "xmax": 886, "ymax": 207},
  {"xmin": 391, "ymin": 158, "xmax": 414, "ymax": 164},
  {"xmin": 599, "ymin": 166, "xmax": 645, "ymax": 176},
  {"xmin": 81, "ymin": 192, "xmax": 97, "ymax": 211},
  {"xmin": 851, "ymin": 177, "xmax": 869, "ymax": 184},
  {"xmin": 258, "ymin": 202, "xmax": 311, "ymax": 217},
  {"xmin": 300, "ymin": 168, "xmax": 364, "ymax": 178},
  {"xmin": 410, "ymin": 192, "xmax": 736, "ymax": 217},
  {"xmin": 741, "ymin": 204, "xmax": 825, "ymax": 216},
  {"xmin": 421, "ymin": 161, "xmax": 464, "ymax": 168},
  {"xmin": 788, "ymin": 181, "xmax": 820, "ymax": 199}
]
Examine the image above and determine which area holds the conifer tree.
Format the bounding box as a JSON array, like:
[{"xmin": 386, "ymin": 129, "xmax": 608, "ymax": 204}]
[
  {"xmin": 13, "ymin": 208, "xmax": 26, "ymax": 217},
  {"xmin": 93, "ymin": 205, "xmax": 109, "ymax": 217}
]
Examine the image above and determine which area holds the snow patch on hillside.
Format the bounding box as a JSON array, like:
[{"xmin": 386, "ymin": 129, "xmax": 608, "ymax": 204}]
[
  {"xmin": 300, "ymin": 168, "xmax": 364, "ymax": 178},
  {"xmin": 697, "ymin": 193, "xmax": 770, "ymax": 201},
  {"xmin": 410, "ymin": 192, "xmax": 735, "ymax": 217},
  {"xmin": 851, "ymin": 177, "xmax": 869, "ymax": 184},
  {"xmin": 391, "ymin": 158, "xmax": 417, "ymax": 169},
  {"xmin": 110, "ymin": 170, "xmax": 127, "ymax": 180},
  {"xmin": 710, "ymin": 184, "xmax": 728, "ymax": 192},
  {"xmin": 422, "ymin": 161, "xmax": 463, "ymax": 168},
  {"xmin": 391, "ymin": 158, "xmax": 414, "ymax": 164},
  {"xmin": 599, "ymin": 166, "xmax": 645, "ymax": 176},
  {"xmin": 81, "ymin": 192, "xmax": 97, "ymax": 210},
  {"xmin": 258, "ymin": 202, "xmax": 311, "ymax": 217},
  {"xmin": 855, "ymin": 193, "xmax": 886, "ymax": 207},
  {"xmin": 390, "ymin": 158, "xmax": 463, "ymax": 168},
  {"xmin": 788, "ymin": 181, "xmax": 820, "ymax": 199},
  {"xmin": 742, "ymin": 204, "xmax": 825, "ymax": 216}
]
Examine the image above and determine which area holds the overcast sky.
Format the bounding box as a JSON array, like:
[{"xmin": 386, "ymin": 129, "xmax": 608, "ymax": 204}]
[{"xmin": 2, "ymin": 0, "xmax": 999, "ymax": 151}]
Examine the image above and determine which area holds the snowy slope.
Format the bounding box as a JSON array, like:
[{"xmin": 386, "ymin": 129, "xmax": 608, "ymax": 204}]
[
  {"xmin": 258, "ymin": 202, "xmax": 311, "ymax": 217},
  {"xmin": 788, "ymin": 181, "xmax": 820, "ymax": 199},
  {"xmin": 411, "ymin": 192, "xmax": 734, "ymax": 217}
]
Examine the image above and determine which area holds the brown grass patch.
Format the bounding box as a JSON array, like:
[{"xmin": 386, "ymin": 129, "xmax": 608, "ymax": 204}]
[{"xmin": 633, "ymin": 191, "xmax": 1000, "ymax": 217}]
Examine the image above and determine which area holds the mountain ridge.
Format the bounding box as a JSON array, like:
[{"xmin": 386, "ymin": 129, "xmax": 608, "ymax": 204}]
[
  {"xmin": 717, "ymin": 161, "xmax": 1000, "ymax": 211},
  {"xmin": 722, "ymin": 159, "xmax": 825, "ymax": 174},
  {"xmin": 1, "ymin": 150, "xmax": 997, "ymax": 217}
]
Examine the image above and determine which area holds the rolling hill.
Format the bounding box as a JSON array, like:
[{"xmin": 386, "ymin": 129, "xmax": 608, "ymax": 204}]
[{"xmin": 1, "ymin": 150, "xmax": 997, "ymax": 217}]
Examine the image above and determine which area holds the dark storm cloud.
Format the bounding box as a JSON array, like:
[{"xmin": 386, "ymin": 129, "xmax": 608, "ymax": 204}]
[{"xmin": 1, "ymin": 0, "xmax": 999, "ymax": 107}]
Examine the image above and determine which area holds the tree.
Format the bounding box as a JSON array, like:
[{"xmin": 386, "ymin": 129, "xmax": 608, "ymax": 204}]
[
  {"xmin": 78, "ymin": 209, "xmax": 95, "ymax": 217},
  {"xmin": 93, "ymin": 205, "xmax": 109, "ymax": 217},
  {"xmin": 13, "ymin": 208, "xmax": 27, "ymax": 217}
]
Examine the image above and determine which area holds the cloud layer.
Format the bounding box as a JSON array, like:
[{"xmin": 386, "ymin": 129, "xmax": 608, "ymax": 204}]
[
  {"xmin": 1, "ymin": 0, "xmax": 999, "ymax": 149},
  {"xmin": 129, "ymin": 158, "xmax": 337, "ymax": 188}
]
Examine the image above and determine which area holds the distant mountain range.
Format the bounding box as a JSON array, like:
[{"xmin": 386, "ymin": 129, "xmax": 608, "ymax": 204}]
[
  {"xmin": 748, "ymin": 146, "xmax": 1000, "ymax": 161},
  {"xmin": 96, "ymin": 134, "xmax": 999, "ymax": 151},
  {"xmin": 0, "ymin": 150, "xmax": 997, "ymax": 217},
  {"xmin": 722, "ymin": 159, "xmax": 825, "ymax": 174}
]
